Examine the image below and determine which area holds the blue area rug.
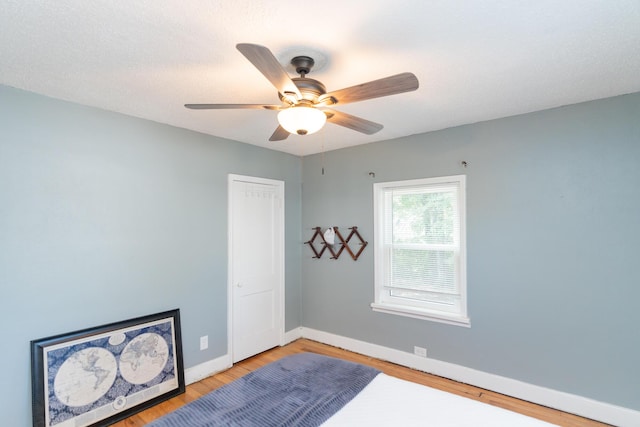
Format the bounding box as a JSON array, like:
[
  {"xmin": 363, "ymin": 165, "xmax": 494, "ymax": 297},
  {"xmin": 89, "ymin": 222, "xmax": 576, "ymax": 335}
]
[{"xmin": 147, "ymin": 352, "xmax": 380, "ymax": 427}]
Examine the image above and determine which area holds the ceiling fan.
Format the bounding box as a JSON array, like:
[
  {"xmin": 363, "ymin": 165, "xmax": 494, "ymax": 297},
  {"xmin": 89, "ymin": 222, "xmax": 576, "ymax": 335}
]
[{"xmin": 185, "ymin": 43, "xmax": 419, "ymax": 141}]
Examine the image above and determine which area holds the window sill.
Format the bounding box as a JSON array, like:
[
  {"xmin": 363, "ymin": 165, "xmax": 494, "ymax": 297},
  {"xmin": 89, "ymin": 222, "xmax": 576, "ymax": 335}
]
[{"xmin": 371, "ymin": 302, "xmax": 471, "ymax": 327}]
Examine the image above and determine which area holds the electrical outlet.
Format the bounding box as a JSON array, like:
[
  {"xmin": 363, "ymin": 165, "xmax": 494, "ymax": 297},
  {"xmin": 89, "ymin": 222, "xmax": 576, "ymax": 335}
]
[
  {"xmin": 414, "ymin": 346, "xmax": 427, "ymax": 358},
  {"xmin": 200, "ymin": 335, "xmax": 208, "ymax": 350}
]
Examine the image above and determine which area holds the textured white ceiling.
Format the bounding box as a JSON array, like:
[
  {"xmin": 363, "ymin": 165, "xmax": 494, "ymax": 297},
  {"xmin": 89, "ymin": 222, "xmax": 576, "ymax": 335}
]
[{"xmin": 2, "ymin": 0, "xmax": 639, "ymax": 156}]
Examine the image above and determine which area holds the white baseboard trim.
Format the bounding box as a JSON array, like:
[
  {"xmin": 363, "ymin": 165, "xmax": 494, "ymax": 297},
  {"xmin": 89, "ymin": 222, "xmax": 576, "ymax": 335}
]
[
  {"xmin": 301, "ymin": 327, "xmax": 640, "ymax": 427},
  {"xmin": 284, "ymin": 326, "xmax": 303, "ymax": 344},
  {"xmin": 184, "ymin": 353, "xmax": 232, "ymax": 385}
]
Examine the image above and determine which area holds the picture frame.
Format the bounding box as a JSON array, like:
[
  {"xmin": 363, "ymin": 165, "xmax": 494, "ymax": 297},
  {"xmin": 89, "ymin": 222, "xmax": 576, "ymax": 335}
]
[{"xmin": 31, "ymin": 309, "xmax": 185, "ymax": 427}]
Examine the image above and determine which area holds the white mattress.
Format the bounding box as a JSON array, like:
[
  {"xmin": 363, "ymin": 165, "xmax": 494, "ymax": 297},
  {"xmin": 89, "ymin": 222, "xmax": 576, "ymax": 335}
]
[{"xmin": 322, "ymin": 373, "xmax": 557, "ymax": 426}]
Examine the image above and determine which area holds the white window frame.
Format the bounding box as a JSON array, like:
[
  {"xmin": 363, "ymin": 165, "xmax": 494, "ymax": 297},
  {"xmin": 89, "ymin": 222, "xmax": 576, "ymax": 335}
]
[{"xmin": 371, "ymin": 175, "xmax": 470, "ymax": 327}]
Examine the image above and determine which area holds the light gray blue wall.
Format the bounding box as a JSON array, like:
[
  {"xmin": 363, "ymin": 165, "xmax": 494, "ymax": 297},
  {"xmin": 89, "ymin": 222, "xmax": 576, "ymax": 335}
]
[
  {"xmin": 3, "ymin": 83, "xmax": 639, "ymax": 426},
  {"xmin": 301, "ymin": 92, "xmax": 640, "ymax": 410},
  {"xmin": 0, "ymin": 85, "xmax": 302, "ymax": 426}
]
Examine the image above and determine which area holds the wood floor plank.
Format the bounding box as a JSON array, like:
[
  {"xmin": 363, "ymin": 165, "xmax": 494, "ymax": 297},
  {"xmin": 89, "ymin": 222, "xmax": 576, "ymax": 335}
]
[{"xmin": 112, "ymin": 339, "xmax": 611, "ymax": 427}]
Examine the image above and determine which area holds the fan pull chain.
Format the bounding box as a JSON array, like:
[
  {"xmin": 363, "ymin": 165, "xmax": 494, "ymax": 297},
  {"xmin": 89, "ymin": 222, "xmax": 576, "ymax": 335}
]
[{"xmin": 321, "ymin": 128, "xmax": 326, "ymax": 175}]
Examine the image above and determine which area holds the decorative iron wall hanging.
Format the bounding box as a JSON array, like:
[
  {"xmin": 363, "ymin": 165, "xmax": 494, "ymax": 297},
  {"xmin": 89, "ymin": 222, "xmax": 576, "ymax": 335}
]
[{"xmin": 305, "ymin": 226, "xmax": 368, "ymax": 260}]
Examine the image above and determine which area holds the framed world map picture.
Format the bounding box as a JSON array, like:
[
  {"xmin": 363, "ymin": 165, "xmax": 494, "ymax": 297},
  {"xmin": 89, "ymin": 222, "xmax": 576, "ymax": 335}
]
[{"xmin": 31, "ymin": 309, "xmax": 185, "ymax": 427}]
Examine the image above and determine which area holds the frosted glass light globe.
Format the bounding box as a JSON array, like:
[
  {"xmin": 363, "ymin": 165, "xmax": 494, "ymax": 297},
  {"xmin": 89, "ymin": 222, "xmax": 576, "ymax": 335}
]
[{"xmin": 277, "ymin": 106, "xmax": 326, "ymax": 135}]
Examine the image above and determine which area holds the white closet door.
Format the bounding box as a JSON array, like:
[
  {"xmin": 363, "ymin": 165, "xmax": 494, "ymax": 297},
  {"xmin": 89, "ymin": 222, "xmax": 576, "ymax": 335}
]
[{"xmin": 229, "ymin": 175, "xmax": 284, "ymax": 363}]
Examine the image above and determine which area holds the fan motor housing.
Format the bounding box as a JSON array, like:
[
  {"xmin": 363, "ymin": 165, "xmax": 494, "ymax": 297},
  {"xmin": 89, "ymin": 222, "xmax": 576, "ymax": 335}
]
[
  {"xmin": 284, "ymin": 77, "xmax": 326, "ymax": 103},
  {"xmin": 277, "ymin": 56, "xmax": 327, "ymax": 103}
]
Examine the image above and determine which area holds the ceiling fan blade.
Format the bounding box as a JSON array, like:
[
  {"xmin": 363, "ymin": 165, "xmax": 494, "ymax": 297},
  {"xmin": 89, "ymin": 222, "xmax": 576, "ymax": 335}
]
[
  {"xmin": 324, "ymin": 109, "xmax": 384, "ymax": 135},
  {"xmin": 269, "ymin": 125, "xmax": 290, "ymax": 141},
  {"xmin": 185, "ymin": 104, "xmax": 281, "ymax": 110},
  {"xmin": 322, "ymin": 72, "xmax": 419, "ymax": 105},
  {"xmin": 236, "ymin": 43, "xmax": 301, "ymax": 100}
]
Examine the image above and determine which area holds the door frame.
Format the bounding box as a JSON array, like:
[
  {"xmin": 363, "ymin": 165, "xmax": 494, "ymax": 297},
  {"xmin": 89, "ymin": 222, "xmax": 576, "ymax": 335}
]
[{"xmin": 227, "ymin": 174, "xmax": 285, "ymax": 362}]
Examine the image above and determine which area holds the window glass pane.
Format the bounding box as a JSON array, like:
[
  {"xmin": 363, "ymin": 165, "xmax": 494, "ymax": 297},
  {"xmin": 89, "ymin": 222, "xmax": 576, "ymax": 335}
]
[{"xmin": 390, "ymin": 190, "xmax": 455, "ymax": 245}]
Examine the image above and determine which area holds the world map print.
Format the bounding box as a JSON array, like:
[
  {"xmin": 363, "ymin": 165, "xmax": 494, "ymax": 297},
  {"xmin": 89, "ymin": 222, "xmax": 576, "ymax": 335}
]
[
  {"xmin": 120, "ymin": 333, "xmax": 169, "ymax": 384},
  {"xmin": 53, "ymin": 347, "xmax": 118, "ymax": 407},
  {"xmin": 45, "ymin": 321, "xmax": 175, "ymax": 427}
]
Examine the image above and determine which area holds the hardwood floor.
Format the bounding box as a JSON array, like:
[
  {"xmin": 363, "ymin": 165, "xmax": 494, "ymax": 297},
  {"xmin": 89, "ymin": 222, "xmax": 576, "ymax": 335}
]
[{"xmin": 113, "ymin": 339, "xmax": 610, "ymax": 426}]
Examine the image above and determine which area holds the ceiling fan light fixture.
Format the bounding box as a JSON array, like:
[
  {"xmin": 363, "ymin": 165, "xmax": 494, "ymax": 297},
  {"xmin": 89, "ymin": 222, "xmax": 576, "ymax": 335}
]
[
  {"xmin": 185, "ymin": 44, "xmax": 419, "ymax": 141},
  {"xmin": 277, "ymin": 105, "xmax": 326, "ymax": 136}
]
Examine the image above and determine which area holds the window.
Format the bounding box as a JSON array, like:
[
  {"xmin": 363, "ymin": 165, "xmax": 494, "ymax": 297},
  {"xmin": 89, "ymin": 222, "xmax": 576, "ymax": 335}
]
[{"xmin": 372, "ymin": 175, "xmax": 469, "ymax": 327}]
